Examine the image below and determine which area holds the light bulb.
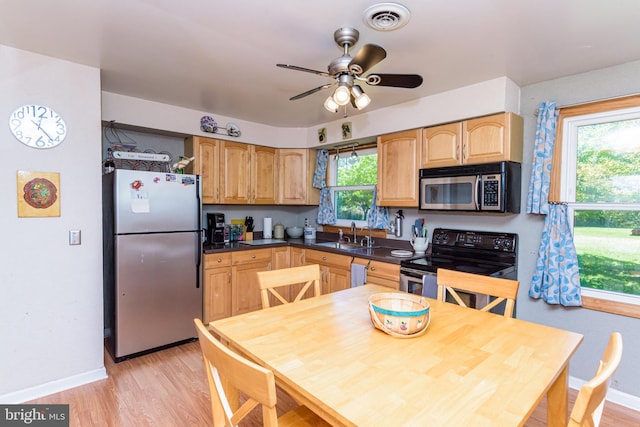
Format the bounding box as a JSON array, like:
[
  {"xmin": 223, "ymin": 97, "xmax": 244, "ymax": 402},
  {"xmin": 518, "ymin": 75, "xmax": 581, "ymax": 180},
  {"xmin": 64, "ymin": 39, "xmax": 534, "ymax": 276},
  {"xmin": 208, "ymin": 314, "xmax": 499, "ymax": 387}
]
[
  {"xmin": 332, "ymin": 86, "xmax": 351, "ymax": 106},
  {"xmin": 324, "ymin": 96, "xmax": 339, "ymax": 112},
  {"xmin": 351, "ymin": 85, "xmax": 371, "ymax": 110}
]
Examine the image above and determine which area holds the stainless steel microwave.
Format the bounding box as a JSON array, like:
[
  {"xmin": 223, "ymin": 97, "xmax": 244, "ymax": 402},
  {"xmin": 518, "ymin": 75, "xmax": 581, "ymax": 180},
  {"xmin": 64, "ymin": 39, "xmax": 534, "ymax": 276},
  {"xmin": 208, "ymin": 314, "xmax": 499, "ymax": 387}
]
[{"xmin": 419, "ymin": 161, "xmax": 521, "ymax": 212}]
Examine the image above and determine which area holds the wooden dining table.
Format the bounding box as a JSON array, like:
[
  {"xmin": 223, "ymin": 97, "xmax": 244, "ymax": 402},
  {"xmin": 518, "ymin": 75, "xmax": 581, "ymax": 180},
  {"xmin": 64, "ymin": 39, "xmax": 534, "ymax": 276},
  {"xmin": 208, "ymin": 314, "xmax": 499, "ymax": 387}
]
[{"xmin": 209, "ymin": 284, "xmax": 584, "ymax": 426}]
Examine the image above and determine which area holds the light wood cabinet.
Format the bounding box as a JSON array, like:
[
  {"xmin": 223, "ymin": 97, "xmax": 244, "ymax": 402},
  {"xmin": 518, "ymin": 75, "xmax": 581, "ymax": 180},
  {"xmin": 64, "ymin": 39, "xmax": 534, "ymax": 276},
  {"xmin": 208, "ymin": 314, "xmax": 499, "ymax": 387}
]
[
  {"xmin": 231, "ymin": 249, "xmax": 272, "ymax": 315},
  {"xmin": 305, "ymin": 249, "xmax": 351, "ymax": 294},
  {"xmin": 290, "ymin": 247, "xmax": 305, "ymax": 267},
  {"xmin": 277, "ymin": 149, "xmax": 320, "ymax": 205},
  {"xmin": 421, "ymin": 112, "xmax": 524, "ymax": 168},
  {"xmin": 184, "ymin": 136, "xmax": 219, "ymax": 204},
  {"xmin": 353, "ymin": 258, "xmax": 400, "ymax": 290},
  {"xmin": 219, "ymin": 141, "xmax": 278, "ymax": 204},
  {"xmin": 203, "ymin": 253, "xmax": 231, "ymax": 322},
  {"xmin": 252, "ymin": 145, "xmax": 278, "ymax": 204},
  {"xmin": 377, "ymin": 129, "xmax": 421, "ymax": 207}
]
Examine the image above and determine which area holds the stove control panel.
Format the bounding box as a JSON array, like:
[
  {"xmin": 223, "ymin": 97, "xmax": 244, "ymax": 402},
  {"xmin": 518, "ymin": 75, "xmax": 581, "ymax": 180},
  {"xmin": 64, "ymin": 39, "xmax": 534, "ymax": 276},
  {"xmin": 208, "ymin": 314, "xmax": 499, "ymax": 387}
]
[{"xmin": 432, "ymin": 228, "xmax": 517, "ymax": 253}]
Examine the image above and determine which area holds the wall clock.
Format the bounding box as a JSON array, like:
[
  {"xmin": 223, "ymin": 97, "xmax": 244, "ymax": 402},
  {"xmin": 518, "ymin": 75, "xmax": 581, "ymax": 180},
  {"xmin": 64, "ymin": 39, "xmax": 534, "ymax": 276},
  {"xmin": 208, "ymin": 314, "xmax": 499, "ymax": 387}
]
[{"xmin": 9, "ymin": 104, "xmax": 67, "ymax": 149}]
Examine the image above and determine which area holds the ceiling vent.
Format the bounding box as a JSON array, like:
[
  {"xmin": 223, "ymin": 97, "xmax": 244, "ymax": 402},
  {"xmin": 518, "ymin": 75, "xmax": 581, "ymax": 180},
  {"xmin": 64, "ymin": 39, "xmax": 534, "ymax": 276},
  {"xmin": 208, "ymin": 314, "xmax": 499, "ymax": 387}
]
[{"xmin": 363, "ymin": 3, "xmax": 411, "ymax": 31}]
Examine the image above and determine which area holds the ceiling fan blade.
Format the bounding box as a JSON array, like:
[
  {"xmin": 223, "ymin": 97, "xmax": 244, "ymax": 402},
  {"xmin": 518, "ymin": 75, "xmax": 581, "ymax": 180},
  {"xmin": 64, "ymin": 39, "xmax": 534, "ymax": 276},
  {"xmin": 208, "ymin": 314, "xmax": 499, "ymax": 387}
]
[
  {"xmin": 289, "ymin": 83, "xmax": 333, "ymax": 101},
  {"xmin": 366, "ymin": 73, "xmax": 423, "ymax": 88},
  {"xmin": 277, "ymin": 63, "xmax": 330, "ymax": 78},
  {"xmin": 348, "ymin": 44, "xmax": 387, "ymax": 75}
]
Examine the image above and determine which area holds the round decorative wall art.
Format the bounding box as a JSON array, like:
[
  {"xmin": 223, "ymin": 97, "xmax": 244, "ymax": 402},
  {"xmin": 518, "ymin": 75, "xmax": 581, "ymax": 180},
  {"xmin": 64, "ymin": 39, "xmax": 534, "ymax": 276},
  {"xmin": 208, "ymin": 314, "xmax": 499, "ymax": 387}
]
[{"xmin": 23, "ymin": 177, "xmax": 58, "ymax": 209}]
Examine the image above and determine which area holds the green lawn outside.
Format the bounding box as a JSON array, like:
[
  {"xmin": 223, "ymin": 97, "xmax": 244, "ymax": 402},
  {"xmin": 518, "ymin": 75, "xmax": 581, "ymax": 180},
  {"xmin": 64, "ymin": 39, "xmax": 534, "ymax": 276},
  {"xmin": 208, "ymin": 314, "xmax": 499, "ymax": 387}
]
[{"xmin": 573, "ymin": 227, "xmax": 640, "ymax": 296}]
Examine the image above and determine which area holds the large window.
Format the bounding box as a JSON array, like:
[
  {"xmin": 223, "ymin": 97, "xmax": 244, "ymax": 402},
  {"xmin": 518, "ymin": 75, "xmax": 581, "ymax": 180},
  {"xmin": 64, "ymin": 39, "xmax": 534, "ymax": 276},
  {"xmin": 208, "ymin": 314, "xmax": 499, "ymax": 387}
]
[
  {"xmin": 328, "ymin": 147, "xmax": 377, "ymax": 227},
  {"xmin": 559, "ymin": 100, "xmax": 640, "ymax": 310}
]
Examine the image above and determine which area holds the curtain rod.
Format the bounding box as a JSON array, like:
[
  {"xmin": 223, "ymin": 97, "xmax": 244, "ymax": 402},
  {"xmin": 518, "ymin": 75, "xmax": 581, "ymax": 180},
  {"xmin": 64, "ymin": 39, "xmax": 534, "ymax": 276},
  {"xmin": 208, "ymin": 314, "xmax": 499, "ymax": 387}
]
[{"xmin": 534, "ymin": 93, "xmax": 640, "ymax": 116}]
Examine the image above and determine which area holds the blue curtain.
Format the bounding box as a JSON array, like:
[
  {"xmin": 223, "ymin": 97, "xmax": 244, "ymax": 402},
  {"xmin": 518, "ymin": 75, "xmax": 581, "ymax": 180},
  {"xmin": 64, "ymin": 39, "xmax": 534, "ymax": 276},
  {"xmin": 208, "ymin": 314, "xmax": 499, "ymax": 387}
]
[
  {"xmin": 527, "ymin": 101, "xmax": 582, "ymax": 306},
  {"xmin": 367, "ymin": 185, "xmax": 389, "ymax": 229},
  {"xmin": 314, "ymin": 150, "xmax": 336, "ymax": 224}
]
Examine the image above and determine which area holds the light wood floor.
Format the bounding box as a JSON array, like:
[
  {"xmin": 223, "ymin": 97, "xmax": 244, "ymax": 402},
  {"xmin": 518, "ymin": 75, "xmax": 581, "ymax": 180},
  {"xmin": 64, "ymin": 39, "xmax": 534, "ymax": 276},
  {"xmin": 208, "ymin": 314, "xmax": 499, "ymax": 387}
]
[{"xmin": 28, "ymin": 341, "xmax": 639, "ymax": 426}]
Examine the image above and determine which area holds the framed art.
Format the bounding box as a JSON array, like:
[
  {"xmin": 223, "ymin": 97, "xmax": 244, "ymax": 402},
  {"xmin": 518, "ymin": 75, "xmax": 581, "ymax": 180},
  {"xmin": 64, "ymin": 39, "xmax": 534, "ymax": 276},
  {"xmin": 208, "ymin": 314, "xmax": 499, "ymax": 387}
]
[{"xmin": 17, "ymin": 170, "xmax": 61, "ymax": 217}]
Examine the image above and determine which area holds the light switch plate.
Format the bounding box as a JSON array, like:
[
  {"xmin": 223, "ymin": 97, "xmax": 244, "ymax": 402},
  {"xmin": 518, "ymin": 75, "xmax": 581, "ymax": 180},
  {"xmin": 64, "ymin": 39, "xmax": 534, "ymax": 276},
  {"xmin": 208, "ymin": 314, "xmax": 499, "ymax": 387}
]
[{"xmin": 69, "ymin": 230, "xmax": 81, "ymax": 245}]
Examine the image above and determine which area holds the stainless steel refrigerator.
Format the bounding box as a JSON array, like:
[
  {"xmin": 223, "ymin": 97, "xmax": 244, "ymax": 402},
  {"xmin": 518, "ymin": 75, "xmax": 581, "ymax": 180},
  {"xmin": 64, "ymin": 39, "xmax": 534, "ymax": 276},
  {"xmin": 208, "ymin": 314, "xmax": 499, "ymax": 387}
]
[{"xmin": 103, "ymin": 169, "xmax": 202, "ymax": 362}]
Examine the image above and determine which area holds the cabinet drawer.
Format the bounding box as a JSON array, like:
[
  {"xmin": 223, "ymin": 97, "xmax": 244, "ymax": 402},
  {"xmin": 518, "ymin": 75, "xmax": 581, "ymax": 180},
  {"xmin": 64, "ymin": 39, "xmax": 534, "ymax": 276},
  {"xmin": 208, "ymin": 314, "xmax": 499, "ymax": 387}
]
[
  {"xmin": 232, "ymin": 248, "xmax": 272, "ymax": 265},
  {"xmin": 205, "ymin": 252, "xmax": 232, "ymax": 268},
  {"xmin": 305, "ymin": 249, "xmax": 352, "ymax": 269},
  {"xmin": 353, "ymin": 258, "xmax": 400, "ymax": 281}
]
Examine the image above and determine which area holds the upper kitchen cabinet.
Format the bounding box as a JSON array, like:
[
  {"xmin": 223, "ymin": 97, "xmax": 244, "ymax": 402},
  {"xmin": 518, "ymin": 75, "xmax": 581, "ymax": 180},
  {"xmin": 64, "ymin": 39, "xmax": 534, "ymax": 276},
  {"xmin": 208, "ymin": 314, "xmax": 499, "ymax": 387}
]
[
  {"xmin": 220, "ymin": 141, "xmax": 278, "ymax": 204},
  {"xmin": 184, "ymin": 136, "xmax": 219, "ymax": 204},
  {"xmin": 251, "ymin": 145, "xmax": 278, "ymax": 205},
  {"xmin": 277, "ymin": 149, "xmax": 320, "ymax": 205},
  {"xmin": 421, "ymin": 112, "xmax": 524, "ymax": 168},
  {"xmin": 377, "ymin": 129, "xmax": 422, "ymax": 207}
]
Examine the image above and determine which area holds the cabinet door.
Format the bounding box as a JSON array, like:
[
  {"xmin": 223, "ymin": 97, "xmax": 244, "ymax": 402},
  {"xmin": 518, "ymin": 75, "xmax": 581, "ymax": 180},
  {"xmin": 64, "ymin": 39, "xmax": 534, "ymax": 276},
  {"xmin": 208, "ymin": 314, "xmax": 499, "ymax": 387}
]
[
  {"xmin": 290, "ymin": 247, "xmax": 305, "ymax": 267},
  {"xmin": 203, "ymin": 266, "xmax": 231, "ymax": 322},
  {"xmin": 220, "ymin": 141, "xmax": 251, "ymax": 204},
  {"xmin": 184, "ymin": 136, "xmax": 219, "ymax": 204},
  {"xmin": 327, "ymin": 266, "xmax": 350, "ymax": 293},
  {"xmin": 231, "ymin": 249, "xmax": 272, "ymax": 315},
  {"xmin": 462, "ymin": 112, "xmax": 523, "ymax": 164},
  {"xmin": 203, "ymin": 253, "xmax": 232, "ymax": 322},
  {"xmin": 252, "ymin": 145, "xmax": 278, "ymax": 204},
  {"xmin": 377, "ymin": 129, "xmax": 421, "ymax": 207},
  {"xmin": 278, "ymin": 149, "xmax": 307, "ymax": 204},
  {"xmin": 421, "ymin": 122, "xmax": 462, "ymax": 168},
  {"xmin": 272, "ymin": 246, "xmax": 290, "ymax": 270}
]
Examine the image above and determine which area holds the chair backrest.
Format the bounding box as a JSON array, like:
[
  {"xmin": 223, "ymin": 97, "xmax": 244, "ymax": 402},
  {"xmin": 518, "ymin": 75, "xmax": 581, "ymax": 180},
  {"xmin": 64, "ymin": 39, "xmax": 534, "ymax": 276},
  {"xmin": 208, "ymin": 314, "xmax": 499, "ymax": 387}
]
[
  {"xmin": 436, "ymin": 268, "xmax": 520, "ymax": 317},
  {"xmin": 193, "ymin": 318, "xmax": 280, "ymax": 427},
  {"xmin": 257, "ymin": 264, "xmax": 321, "ymax": 309},
  {"xmin": 568, "ymin": 332, "xmax": 623, "ymax": 427}
]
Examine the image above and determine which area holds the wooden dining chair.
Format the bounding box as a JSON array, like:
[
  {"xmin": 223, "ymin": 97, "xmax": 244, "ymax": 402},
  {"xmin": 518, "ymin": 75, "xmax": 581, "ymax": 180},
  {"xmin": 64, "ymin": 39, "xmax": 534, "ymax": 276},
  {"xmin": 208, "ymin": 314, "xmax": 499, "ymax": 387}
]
[
  {"xmin": 193, "ymin": 318, "xmax": 329, "ymax": 427},
  {"xmin": 257, "ymin": 264, "xmax": 321, "ymax": 309},
  {"xmin": 436, "ymin": 268, "xmax": 520, "ymax": 317},
  {"xmin": 568, "ymin": 332, "xmax": 623, "ymax": 427}
]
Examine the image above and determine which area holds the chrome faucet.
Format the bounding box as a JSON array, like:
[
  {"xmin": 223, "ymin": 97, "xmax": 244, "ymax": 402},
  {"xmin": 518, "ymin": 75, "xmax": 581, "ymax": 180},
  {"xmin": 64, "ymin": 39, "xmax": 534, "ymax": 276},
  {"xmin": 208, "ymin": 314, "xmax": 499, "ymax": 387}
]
[{"xmin": 351, "ymin": 221, "xmax": 357, "ymax": 242}]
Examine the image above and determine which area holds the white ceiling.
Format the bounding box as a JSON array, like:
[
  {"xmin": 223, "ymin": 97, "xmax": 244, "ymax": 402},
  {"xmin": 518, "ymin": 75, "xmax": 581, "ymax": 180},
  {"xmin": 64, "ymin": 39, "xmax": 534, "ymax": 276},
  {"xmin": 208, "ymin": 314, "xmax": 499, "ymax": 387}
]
[{"xmin": 2, "ymin": 1, "xmax": 640, "ymax": 128}]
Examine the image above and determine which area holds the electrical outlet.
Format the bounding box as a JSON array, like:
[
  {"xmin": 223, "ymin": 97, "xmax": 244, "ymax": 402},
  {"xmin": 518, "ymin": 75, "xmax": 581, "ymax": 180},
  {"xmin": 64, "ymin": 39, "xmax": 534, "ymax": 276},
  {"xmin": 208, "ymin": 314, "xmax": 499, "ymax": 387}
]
[{"xmin": 69, "ymin": 230, "xmax": 81, "ymax": 245}]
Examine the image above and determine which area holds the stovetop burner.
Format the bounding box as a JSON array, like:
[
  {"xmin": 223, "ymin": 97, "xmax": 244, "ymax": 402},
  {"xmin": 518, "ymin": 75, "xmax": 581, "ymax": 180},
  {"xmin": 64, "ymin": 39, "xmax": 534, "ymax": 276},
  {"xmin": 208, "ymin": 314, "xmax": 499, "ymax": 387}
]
[{"xmin": 400, "ymin": 228, "xmax": 518, "ymax": 279}]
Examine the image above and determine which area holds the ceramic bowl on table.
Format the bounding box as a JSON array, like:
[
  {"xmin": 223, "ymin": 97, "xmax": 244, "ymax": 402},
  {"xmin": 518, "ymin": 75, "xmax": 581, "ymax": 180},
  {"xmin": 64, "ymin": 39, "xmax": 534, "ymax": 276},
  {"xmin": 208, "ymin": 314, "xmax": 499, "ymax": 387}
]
[
  {"xmin": 286, "ymin": 226, "xmax": 303, "ymax": 238},
  {"xmin": 368, "ymin": 292, "xmax": 431, "ymax": 338}
]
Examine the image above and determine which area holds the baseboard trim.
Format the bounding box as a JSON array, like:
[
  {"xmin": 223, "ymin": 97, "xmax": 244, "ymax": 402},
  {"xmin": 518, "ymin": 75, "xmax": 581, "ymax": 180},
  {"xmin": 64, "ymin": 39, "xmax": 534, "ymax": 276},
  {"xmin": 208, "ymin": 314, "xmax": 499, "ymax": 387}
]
[
  {"xmin": 569, "ymin": 376, "xmax": 640, "ymax": 411},
  {"xmin": 0, "ymin": 367, "xmax": 107, "ymax": 404}
]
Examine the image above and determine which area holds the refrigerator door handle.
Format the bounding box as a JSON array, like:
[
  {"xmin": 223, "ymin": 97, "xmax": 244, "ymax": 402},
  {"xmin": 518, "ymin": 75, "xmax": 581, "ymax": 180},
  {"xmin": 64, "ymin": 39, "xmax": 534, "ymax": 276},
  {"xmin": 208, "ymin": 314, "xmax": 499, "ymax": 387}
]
[{"xmin": 196, "ymin": 232, "xmax": 202, "ymax": 289}]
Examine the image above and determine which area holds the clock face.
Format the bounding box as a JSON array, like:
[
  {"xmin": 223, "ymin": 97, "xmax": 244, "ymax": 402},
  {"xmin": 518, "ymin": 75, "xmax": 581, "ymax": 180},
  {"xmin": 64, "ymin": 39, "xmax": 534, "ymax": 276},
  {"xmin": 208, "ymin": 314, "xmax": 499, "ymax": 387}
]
[{"xmin": 9, "ymin": 104, "xmax": 67, "ymax": 149}]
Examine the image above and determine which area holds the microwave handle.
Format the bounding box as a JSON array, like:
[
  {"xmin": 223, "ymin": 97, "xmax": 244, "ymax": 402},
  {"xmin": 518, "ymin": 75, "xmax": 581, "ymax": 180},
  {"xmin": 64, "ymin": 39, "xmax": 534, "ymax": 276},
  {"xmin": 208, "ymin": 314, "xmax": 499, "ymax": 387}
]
[{"xmin": 474, "ymin": 175, "xmax": 481, "ymax": 210}]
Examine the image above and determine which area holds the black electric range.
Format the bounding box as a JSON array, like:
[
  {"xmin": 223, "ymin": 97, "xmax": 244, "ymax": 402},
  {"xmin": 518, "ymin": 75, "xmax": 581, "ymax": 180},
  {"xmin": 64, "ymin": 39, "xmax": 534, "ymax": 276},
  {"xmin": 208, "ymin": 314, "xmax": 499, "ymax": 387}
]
[{"xmin": 400, "ymin": 228, "xmax": 518, "ymax": 282}]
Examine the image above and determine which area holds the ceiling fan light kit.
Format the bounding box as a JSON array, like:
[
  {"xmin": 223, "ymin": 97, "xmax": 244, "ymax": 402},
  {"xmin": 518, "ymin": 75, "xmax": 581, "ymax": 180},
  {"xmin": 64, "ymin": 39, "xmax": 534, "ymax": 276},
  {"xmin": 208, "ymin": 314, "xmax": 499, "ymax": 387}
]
[{"xmin": 277, "ymin": 23, "xmax": 422, "ymax": 115}]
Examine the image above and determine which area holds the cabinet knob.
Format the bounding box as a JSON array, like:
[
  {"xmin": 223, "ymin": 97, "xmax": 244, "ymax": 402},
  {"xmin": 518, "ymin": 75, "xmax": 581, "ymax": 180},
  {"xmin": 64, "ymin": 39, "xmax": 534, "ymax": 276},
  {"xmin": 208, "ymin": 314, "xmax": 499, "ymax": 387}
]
[
  {"xmin": 370, "ymin": 266, "xmax": 376, "ymax": 271},
  {"xmin": 217, "ymin": 258, "xmax": 223, "ymax": 263},
  {"xmin": 251, "ymin": 255, "xmax": 256, "ymax": 259},
  {"xmin": 322, "ymin": 256, "xmax": 327, "ymax": 261}
]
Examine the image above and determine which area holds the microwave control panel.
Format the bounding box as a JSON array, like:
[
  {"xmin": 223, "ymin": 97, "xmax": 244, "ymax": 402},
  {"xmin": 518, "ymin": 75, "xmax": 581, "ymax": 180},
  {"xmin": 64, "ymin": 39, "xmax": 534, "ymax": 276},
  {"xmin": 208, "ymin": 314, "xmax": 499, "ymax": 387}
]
[{"xmin": 481, "ymin": 174, "xmax": 501, "ymax": 210}]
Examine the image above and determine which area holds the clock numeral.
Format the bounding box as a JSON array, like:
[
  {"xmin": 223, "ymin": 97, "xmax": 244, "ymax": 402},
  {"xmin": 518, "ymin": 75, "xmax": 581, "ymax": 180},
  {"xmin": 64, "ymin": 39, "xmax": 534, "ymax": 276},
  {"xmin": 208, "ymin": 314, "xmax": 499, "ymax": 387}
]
[
  {"xmin": 14, "ymin": 109, "xmax": 25, "ymax": 120},
  {"xmin": 33, "ymin": 135, "xmax": 46, "ymax": 148},
  {"xmin": 10, "ymin": 117, "xmax": 23, "ymax": 130}
]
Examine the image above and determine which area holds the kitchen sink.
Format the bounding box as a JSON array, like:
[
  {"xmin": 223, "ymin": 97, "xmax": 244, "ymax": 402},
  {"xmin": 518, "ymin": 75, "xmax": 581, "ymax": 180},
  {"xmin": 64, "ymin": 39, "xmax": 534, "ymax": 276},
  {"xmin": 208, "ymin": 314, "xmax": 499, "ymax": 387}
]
[{"xmin": 312, "ymin": 241, "xmax": 379, "ymax": 252}]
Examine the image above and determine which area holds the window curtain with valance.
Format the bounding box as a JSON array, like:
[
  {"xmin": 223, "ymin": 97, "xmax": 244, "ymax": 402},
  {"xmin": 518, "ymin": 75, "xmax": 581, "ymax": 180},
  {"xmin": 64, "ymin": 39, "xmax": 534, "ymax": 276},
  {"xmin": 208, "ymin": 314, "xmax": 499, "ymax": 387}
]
[{"xmin": 527, "ymin": 101, "xmax": 582, "ymax": 306}]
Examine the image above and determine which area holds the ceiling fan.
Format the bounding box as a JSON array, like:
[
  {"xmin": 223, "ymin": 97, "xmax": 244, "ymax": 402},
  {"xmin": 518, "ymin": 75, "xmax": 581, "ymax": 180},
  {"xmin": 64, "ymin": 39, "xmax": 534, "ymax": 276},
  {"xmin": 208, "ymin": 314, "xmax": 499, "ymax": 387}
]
[{"xmin": 277, "ymin": 27, "xmax": 423, "ymax": 112}]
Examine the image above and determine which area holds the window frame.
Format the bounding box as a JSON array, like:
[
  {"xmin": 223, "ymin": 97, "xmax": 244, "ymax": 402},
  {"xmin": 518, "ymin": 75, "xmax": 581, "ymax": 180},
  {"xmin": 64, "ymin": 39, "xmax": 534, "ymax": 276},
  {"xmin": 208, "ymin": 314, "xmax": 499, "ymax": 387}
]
[
  {"xmin": 328, "ymin": 146, "xmax": 377, "ymax": 228},
  {"xmin": 553, "ymin": 95, "xmax": 640, "ymax": 319}
]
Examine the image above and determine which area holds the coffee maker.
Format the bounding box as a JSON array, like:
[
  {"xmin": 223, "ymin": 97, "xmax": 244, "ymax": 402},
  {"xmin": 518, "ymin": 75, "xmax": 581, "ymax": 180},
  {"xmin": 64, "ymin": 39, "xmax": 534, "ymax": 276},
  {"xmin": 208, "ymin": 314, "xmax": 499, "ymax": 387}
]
[{"xmin": 207, "ymin": 213, "xmax": 225, "ymax": 244}]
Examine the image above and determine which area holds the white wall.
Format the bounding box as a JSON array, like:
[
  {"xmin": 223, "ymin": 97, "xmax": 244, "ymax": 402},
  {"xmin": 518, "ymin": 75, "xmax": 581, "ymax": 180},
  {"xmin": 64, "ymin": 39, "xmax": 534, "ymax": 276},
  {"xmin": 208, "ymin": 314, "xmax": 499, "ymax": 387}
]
[
  {"xmin": 0, "ymin": 46, "xmax": 106, "ymax": 402},
  {"xmin": 101, "ymin": 76, "xmax": 520, "ymax": 149}
]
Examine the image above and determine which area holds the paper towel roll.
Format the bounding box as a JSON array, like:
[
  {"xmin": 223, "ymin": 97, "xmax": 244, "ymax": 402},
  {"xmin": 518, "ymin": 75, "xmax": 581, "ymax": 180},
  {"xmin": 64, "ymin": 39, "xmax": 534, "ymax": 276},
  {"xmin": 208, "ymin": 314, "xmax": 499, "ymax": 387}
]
[{"xmin": 263, "ymin": 217, "xmax": 273, "ymax": 238}]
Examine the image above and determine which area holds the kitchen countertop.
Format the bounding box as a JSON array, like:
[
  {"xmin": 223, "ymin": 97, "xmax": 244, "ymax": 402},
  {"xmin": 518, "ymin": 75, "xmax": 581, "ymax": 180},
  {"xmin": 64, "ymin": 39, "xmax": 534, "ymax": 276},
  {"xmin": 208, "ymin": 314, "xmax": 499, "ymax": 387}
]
[{"xmin": 203, "ymin": 234, "xmax": 425, "ymax": 264}]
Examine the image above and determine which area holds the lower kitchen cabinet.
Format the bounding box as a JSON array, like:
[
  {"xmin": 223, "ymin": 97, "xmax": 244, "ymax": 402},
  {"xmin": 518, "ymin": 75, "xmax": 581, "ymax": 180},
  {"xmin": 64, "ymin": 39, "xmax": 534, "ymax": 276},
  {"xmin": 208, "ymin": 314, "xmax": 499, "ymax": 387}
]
[
  {"xmin": 231, "ymin": 248, "xmax": 272, "ymax": 315},
  {"xmin": 353, "ymin": 257, "xmax": 400, "ymax": 290},
  {"xmin": 203, "ymin": 253, "xmax": 232, "ymax": 323},
  {"xmin": 305, "ymin": 249, "xmax": 352, "ymax": 294}
]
